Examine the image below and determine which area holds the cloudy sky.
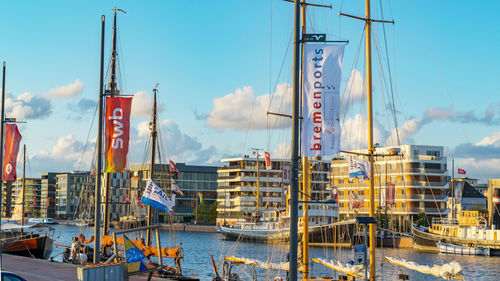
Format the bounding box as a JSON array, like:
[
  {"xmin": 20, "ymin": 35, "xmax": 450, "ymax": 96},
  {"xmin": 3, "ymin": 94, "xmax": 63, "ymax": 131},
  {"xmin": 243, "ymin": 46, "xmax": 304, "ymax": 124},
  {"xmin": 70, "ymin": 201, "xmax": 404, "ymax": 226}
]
[{"xmin": 1, "ymin": 1, "xmax": 499, "ymax": 182}]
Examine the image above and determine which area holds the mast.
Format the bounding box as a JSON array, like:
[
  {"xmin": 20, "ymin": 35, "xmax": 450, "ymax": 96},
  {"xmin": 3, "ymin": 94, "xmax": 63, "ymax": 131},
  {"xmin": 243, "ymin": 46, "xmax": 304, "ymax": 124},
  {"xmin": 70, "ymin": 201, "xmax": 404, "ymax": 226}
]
[
  {"xmin": 288, "ymin": 0, "xmax": 301, "ymax": 280},
  {"xmin": 251, "ymin": 148, "xmax": 262, "ymax": 212},
  {"xmin": 93, "ymin": 14, "xmax": 106, "ymax": 264},
  {"xmin": 20, "ymin": 145, "xmax": 26, "ymax": 236},
  {"xmin": 365, "ymin": 0, "xmax": 377, "ymax": 278},
  {"xmin": 103, "ymin": 8, "xmax": 121, "ymax": 236},
  {"xmin": 146, "ymin": 86, "xmax": 158, "ymax": 246}
]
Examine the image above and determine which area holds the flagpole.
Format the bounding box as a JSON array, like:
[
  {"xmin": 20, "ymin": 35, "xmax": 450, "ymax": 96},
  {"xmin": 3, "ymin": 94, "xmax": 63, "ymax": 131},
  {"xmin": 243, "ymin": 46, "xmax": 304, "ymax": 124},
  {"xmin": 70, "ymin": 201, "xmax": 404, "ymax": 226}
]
[
  {"xmin": 0, "ymin": 61, "xmax": 6, "ymax": 268},
  {"xmin": 93, "ymin": 15, "xmax": 105, "ymax": 264}
]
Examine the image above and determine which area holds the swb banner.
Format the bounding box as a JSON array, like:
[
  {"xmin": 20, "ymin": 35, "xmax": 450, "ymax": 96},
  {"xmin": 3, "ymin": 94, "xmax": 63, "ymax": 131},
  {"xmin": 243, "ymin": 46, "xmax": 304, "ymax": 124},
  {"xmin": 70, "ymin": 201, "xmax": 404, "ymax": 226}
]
[{"xmin": 105, "ymin": 96, "xmax": 133, "ymax": 173}]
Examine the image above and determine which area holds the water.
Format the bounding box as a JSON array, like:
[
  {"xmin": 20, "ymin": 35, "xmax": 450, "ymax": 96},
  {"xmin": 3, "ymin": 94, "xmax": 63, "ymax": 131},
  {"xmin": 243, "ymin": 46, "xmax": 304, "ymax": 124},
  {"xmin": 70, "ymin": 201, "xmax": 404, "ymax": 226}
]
[{"xmin": 51, "ymin": 225, "xmax": 500, "ymax": 281}]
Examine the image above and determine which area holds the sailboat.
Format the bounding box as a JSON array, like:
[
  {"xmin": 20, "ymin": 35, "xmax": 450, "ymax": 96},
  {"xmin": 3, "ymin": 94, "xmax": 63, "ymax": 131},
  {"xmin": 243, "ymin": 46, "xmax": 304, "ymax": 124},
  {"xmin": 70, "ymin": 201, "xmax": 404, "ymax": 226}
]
[{"xmin": 0, "ymin": 144, "xmax": 54, "ymax": 259}]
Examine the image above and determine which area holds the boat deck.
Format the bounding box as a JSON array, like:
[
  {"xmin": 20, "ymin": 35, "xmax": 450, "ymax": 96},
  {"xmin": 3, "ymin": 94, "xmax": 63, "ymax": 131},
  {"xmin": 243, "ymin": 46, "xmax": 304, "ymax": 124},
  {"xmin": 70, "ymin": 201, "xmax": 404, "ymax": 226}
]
[{"xmin": 1, "ymin": 254, "xmax": 169, "ymax": 281}]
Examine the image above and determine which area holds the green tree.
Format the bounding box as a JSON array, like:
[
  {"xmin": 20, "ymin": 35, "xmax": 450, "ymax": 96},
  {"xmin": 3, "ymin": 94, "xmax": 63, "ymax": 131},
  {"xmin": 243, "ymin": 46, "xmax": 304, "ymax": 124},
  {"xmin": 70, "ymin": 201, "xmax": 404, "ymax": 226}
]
[
  {"xmin": 413, "ymin": 212, "xmax": 429, "ymax": 227},
  {"xmin": 193, "ymin": 201, "xmax": 218, "ymax": 224}
]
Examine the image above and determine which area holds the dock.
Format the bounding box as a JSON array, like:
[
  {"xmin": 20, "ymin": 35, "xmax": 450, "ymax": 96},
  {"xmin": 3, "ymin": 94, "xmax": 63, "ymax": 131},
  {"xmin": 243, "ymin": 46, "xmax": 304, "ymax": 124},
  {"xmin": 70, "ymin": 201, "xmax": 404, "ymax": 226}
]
[{"xmin": 1, "ymin": 254, "xmax": 172, "ymax": 281}]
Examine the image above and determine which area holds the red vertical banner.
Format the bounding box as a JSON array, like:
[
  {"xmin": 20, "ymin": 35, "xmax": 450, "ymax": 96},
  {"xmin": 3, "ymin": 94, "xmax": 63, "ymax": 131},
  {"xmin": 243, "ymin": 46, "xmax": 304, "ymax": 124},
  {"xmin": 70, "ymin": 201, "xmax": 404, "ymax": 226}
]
[
  {"xmin": 3, "ymin": 124, "xmax": 22, "ymax": 181},
  {"xmin": 264, "ymin": 152, "xmax": 271, "ymax": 170},
  {"xmin": 105, "ymin": 96, "xmax": 133, "ymax": 173},
  {"xmin": 387, "ymin": 183, "xmax": 396, "ymax": 205}
]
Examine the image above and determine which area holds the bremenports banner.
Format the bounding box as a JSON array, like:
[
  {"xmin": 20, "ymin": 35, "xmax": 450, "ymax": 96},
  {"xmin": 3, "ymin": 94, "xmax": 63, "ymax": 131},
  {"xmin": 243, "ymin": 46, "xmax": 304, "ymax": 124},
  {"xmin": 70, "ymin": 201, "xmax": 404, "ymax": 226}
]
[
  {"xmin": 105, "ymin": 96, "xmax": 133, "ymax": 173},
  {"xmin": 3, "ymin": 124, "xmax": 22, "ymax": 181},
  {"xmin": 301, "ymin": 44, "xmax": 344, "ymax": 157}
]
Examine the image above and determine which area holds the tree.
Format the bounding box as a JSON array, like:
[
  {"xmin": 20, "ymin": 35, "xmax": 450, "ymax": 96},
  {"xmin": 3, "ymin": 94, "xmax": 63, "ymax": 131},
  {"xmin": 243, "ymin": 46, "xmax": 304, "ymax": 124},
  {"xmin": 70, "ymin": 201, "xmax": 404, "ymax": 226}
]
[
  {"xmin": 413, "ymin": 212, "xmax": 429, "ymax": 227},
  {"xmin": 193, "ymin": 201, "xmax": 218, "ymax": 224}
]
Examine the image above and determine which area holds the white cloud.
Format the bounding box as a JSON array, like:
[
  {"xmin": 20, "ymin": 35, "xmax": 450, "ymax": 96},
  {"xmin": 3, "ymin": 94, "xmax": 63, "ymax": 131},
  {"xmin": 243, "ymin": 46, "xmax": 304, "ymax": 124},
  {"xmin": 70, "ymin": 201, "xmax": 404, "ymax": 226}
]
[
  {"xmin": 342, "ymin": 69, "xmax": 364, "ymax": 104},
  {"xmin": 272, "ymin": 142, "xmax": 290, "ymax": 159},
  {"xmin": 386, "ymin": 118, "xmax": 422, "ymax": 146},
  {"xmin": 131, "ymin": 91, "xmax": 160, "ymax": 118},
  {"xmin": 340, "ymin": 114, "xmax": 386, "ymax": 150},
  {"xmin": 29, "ymin": 134, "xmax": 89, "ymax": 175},
  {"xmin": 6, "ymin": 92, "xmax": 52, "ymax": 120},
  {"xmin": 44, "ymin": 79, "xmax": 84, "ymax": 99},
  {"xmin": 475, "ymin": 131, "xmax": 500, "ymax": 147},
  {"xmin": 206, "ymin": 83, "xmax": 292, "ymax": 130}
]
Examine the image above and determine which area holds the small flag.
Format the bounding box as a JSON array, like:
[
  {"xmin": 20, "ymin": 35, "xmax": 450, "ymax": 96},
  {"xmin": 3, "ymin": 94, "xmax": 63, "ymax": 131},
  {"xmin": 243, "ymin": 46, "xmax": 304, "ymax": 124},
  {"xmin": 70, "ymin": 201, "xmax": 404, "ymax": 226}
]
[
  {"xmin": 123, "ymin": 234, "xmax": 155, "ymax": 273},
  {"xmin": 141, "ymin": 178, "xmax": 175, "ymax": 214},
  {"xmin": 331, "ymin": 186, "xmax": 339, "ymax": 203},
  {"xmin": 264, "ymin": 151, "xmax": 272, "ymax": 170},
  {"xmin": 171, "ymin": 178, "xmax": 184, "ymax": 196},
  {"xmin": 348, "ymin": 191, "xmax": 364, "ymax": 209},
  {"xmin": 348, "ymin": 157, "xmax": 370, "ymax": 180},
  {"xmin": 458, "ymin": 168, "xmax": 466, "ymax": 175},
  {"xmin": 387, "ymin": 184, "xmax": 395, "ymax": 205},
  {"xmin": 33, "ymin": 197, "xmax": 37, "ymax": 207},
  {"xmin": 198, "ymin": 193, "xmax": 204, "ymax": 205},
  {"xmin": 169, "ymin": 160, "xmax": 179, "ymax": 172}
]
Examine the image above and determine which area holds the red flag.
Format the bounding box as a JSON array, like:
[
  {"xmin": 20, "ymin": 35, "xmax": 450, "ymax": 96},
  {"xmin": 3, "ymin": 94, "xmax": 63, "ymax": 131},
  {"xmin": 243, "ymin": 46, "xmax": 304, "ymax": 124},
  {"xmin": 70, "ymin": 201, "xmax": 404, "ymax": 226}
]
[
  {"xmin": 105, "ymin": 96, "xmax": 133, "ymax": 173},
  {"xmin": 387, "ymin": 183, "xmax": 395, "ymax": 205},
  {"xmin": 33, "ymin": 197, "xmax": 37, "ymax": 207},
  {"xmin": 46, "ymin": 197, "xmax": 50, "ymax": 207},
  {"xmin": 458, "ymin": 168, "xmax": 466, "ymax": 175},
  {"xmin": 264, "ymin": 151, "xmax": 271, "ymax": 170},
  {"xmin": 169, "ymin": 160, "xmax": 179, "ymax": 172},
  {"xmin": 3, "ymin": 124, "xmax": 22, "ymax": 181}
]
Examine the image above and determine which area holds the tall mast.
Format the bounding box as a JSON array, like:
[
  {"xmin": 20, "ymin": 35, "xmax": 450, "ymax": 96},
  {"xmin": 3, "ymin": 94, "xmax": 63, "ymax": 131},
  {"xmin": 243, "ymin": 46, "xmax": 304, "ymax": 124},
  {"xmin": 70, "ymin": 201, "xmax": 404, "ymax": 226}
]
[
  {"xmin": 146, "ymin": 86, "xmax": 158, "ymax": 246},
  {"xmin": 365, "ymin": 0, "xmax": 376, "ymax": 279},
  {"xmin": 103, "ymin": 8, "xmax": 122, "ymax": 236},
  {"xmin": 20, "ymin": 145, "xmax": 26, "ymax": 236},
  {"xmin": 288, "ymin": 0, "xmax": 301, "ymax": 280},
  {"xmin": 93, "ymin": 14, "xmax": 106, "ymax": 264},
  {"xmin": 251, "ymin": 148, "xmax": 262, "ymax": 212}
]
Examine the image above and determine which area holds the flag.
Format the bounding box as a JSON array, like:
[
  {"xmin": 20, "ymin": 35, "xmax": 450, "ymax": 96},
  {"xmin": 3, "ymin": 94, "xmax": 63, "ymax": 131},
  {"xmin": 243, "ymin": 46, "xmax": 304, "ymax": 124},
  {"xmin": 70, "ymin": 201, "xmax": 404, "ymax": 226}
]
[
  {"xmin": 3, "ymin": 124, "xmax": 22, "ymax": 181},
  {"xmin": 301, "ymin": 44, "xmax": 344, "ymax": 157},
  {"xmin": 105, "ymin": 96, "xmax": 133, "ymax": 173},
  {"xmin": 348, "ymin": 157, "xmax": 371, "ymax": 180},
  {"xmin": 458, "ymin": 168, "xmax": 466, "ymax": 175},
  {"xmin": 380, "ymin": 187, "xmax": 386, "ymax": 207},
  {"xmin": 125, "ymin": 195, "xmax": 129, "ymax": 203},
  {"xmin": 169, "ymin": 160, "xmax": 179, "ymax": 172},
  {"xmin": 387, "ymin": 184, "xmax": 395, "ymax": 205},
  {"xmin": 198, "ymin": 193, "xmax": 203, "ymax": 205},
  {"xmin": 33, "ymin": 197, "xmax": 37, "ymax": 207},
  {"xmin": 331, "ymin": 186, "xmax": 339, "ymax": 203},
  {"xmin": 46, "ymin": 197, "xmax": 50, "ymax": 207},
  {"xmin": 348, "ymin": 191, "xmax": 364, "ymax": 209},
  {"xmin": 454, "ymin": 181, "xmax": 464, "ymax": 204},
  {"xmin": 171, "ymin": 178, "xmax": 184, "ymax": 196},
  {"xmin": 141, "ymin": 178, "xmax": 175, "ymax": 214},
  {"xmin": 123, "ymin": 234, "xmax": 155, "ymax": 273},
  {"xmin": 264, "ymin": 151, "xmax": 272, "ymax": 170}
]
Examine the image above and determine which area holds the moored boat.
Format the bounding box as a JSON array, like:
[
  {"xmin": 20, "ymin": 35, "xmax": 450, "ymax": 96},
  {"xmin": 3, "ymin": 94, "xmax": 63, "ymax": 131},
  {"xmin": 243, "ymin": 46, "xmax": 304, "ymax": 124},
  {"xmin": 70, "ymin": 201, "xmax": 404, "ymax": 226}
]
[{"xmin": 437, "ymin": 241, "xmax": 490, "ymax": 256}]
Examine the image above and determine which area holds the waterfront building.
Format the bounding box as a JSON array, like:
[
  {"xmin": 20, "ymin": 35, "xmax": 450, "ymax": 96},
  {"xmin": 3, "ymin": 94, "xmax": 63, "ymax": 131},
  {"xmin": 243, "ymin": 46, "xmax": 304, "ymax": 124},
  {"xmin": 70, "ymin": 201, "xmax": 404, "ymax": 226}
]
[
  {"xmin": 130, "ymin": 163, "xmax": 218, "ymax": 223},
  {"xmin": 55, "ymin": 171, "xmax": 92, "ymax": 219},
  {"xmin": 107, "ymin": 171, "xmax": 129, "ymax": 222},
  {"xmin": 448, "ymin": 178, "xmax": 487, "ymax": 218},
  {"xmin": 331, "ymin": 144, "xmax": 449, "ymax": 232},
  {"xmin": 10, "ymin": 177, "xmax": 42, "ymax": 219},
  {"xmin": 40, "ymin": 173, "xmax": 57, "ymax": 218},
  {"xmin": 216, "ymin": 156, "xmax": 331, "ymax": 226}
]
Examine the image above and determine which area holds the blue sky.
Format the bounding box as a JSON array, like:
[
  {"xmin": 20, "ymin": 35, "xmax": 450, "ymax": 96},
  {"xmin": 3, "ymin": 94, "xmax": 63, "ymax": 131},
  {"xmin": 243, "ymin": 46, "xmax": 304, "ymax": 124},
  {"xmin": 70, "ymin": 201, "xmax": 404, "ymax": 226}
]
[{"xmin": 1, "ymin": 1, "xmax": 499, "ymax": 182}]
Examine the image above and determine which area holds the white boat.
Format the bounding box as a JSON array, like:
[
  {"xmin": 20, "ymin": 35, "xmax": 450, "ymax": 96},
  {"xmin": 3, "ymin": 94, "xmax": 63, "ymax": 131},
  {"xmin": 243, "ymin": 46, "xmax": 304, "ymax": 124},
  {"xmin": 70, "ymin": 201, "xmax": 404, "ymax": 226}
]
[
  {"xmin": 28, "ymin": 218, "xmax": 56, "ymax": 224},
  {"xmin": 437, "ymin": 242, "xmax": 490, "ymax": 256}
]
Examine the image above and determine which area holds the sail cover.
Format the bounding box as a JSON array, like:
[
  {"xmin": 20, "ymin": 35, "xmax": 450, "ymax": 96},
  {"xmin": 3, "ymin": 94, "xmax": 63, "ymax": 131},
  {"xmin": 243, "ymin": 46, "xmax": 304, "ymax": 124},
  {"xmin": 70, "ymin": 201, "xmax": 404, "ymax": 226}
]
[
  {"xmin": 105, "ymin": 96, "xmax": 133, "ymax": 173},
  {"xmin": 302, "ymin": 44, "xmax": 344, "ymax": 157},
  {"xmin": 3, "ymin": 124, "xmax": 22, "ymax": 181}
]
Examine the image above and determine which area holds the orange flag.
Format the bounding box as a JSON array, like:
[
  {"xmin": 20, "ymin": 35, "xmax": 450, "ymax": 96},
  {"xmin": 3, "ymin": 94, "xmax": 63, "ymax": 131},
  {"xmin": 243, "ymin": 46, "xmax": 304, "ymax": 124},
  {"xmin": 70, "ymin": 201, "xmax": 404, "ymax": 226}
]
[{"xmin": 105, "ymin": 96, "xmax": 133, "ymax": 173}]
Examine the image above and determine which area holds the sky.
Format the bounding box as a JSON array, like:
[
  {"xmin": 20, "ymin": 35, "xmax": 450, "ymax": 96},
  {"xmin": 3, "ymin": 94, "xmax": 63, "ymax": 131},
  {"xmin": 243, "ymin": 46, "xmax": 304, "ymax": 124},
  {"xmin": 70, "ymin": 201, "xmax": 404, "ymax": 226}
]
[{"xmin": 1, "ymin": 1, "xmax": 499, "ymax": 182}]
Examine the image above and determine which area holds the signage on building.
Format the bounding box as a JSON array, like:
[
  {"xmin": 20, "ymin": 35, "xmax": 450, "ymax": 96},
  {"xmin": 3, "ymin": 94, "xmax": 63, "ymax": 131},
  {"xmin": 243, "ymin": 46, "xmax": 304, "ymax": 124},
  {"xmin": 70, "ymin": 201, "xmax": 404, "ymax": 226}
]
[{"xmin": 282, "ymin": 166, "xmax": 291, "ymax": 184}]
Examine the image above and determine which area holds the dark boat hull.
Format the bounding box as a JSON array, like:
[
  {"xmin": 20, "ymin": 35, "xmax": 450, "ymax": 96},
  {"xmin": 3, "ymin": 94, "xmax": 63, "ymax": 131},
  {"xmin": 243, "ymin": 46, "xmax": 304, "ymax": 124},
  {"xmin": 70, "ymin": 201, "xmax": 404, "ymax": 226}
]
[{"xmin": 3, "ymin": 235, "xmax": 53, "ymax": 259}]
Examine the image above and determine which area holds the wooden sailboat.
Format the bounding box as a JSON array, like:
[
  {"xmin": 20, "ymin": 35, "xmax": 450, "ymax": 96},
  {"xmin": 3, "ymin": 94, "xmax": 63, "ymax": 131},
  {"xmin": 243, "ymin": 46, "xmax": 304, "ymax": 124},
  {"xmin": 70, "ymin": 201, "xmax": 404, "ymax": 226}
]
[{"xmin": 1, "ymin": 145, "xmax": 54, "ymax": 259}]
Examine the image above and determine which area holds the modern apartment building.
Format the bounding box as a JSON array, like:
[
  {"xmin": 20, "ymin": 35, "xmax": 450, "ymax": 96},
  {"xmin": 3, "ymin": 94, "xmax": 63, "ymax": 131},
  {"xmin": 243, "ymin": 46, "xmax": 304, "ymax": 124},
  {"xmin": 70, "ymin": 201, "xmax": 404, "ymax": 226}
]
[
  {"xmin": 130, "ymin": 163, "xmax": 218, "ymax": 223},
  {"xmin": 40, "ymin": 172, "xmax": 57, "ymax": 218},
  {"xmin": 10, "ymin": 177, "xmax": 42, "ymax": 219},
  {"xmin": 216, "ymin": 156, "xmax": 331, "ymax": 226},
  {"xmin": 331, "ymin": 144, "xmax": 449, "ymax": 232},
  {"xmin": 55, "ymin": 171, "xmax": 93, "ymax": 219}
]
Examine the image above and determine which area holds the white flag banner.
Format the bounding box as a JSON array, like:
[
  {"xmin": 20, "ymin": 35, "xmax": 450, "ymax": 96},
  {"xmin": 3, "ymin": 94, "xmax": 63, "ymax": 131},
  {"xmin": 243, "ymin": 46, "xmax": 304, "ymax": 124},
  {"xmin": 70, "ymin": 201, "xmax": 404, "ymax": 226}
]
[
  {"xmin": 302, "ymin": 44, "xmax": 345, "ymax": 157},
  {"xmin": 141, "ymin": 178, "xmax": 175, "ymax": 214},
  {"xmin": 348, "ymin": 157, "xmax": 371, "ymax": 180},
  {"xmin": 171, "ymin": 178, "xmax": 184, "ymax": 196}
]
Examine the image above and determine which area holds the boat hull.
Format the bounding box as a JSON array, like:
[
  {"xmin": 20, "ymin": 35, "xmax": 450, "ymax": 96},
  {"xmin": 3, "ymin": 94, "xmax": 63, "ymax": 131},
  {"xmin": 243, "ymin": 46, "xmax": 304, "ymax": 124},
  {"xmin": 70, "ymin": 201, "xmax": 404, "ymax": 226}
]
[
  {"xmin": 437, "ymin": 242, "xmax": 490, "ymax": 256},
  {"xmin": 218, "ymin": 222, "xmax": 355, "ymax": 244},
  {"xmin": 412, "ymin": 226, "xmax": 500, "ymax": 256},
  {"xmin": 3, "ymin": 235, "xmax": 53, "ymax": 259}
]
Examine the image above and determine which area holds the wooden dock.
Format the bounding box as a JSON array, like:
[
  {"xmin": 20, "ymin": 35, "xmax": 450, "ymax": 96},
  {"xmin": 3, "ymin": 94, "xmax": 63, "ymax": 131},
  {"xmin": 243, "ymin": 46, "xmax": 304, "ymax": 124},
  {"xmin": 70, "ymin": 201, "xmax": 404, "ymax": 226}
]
[{"xmin": 1, "ymin": 254, "xmax": 172, "ymax": 281}]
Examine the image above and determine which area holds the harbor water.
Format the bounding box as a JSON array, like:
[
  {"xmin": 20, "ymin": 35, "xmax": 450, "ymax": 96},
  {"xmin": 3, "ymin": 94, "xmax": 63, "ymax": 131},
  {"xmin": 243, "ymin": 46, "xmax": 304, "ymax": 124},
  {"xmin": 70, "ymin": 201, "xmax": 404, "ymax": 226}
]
[{"xmin": 50, "ymin": 225, "xmax": 500, "ymax": 281}]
